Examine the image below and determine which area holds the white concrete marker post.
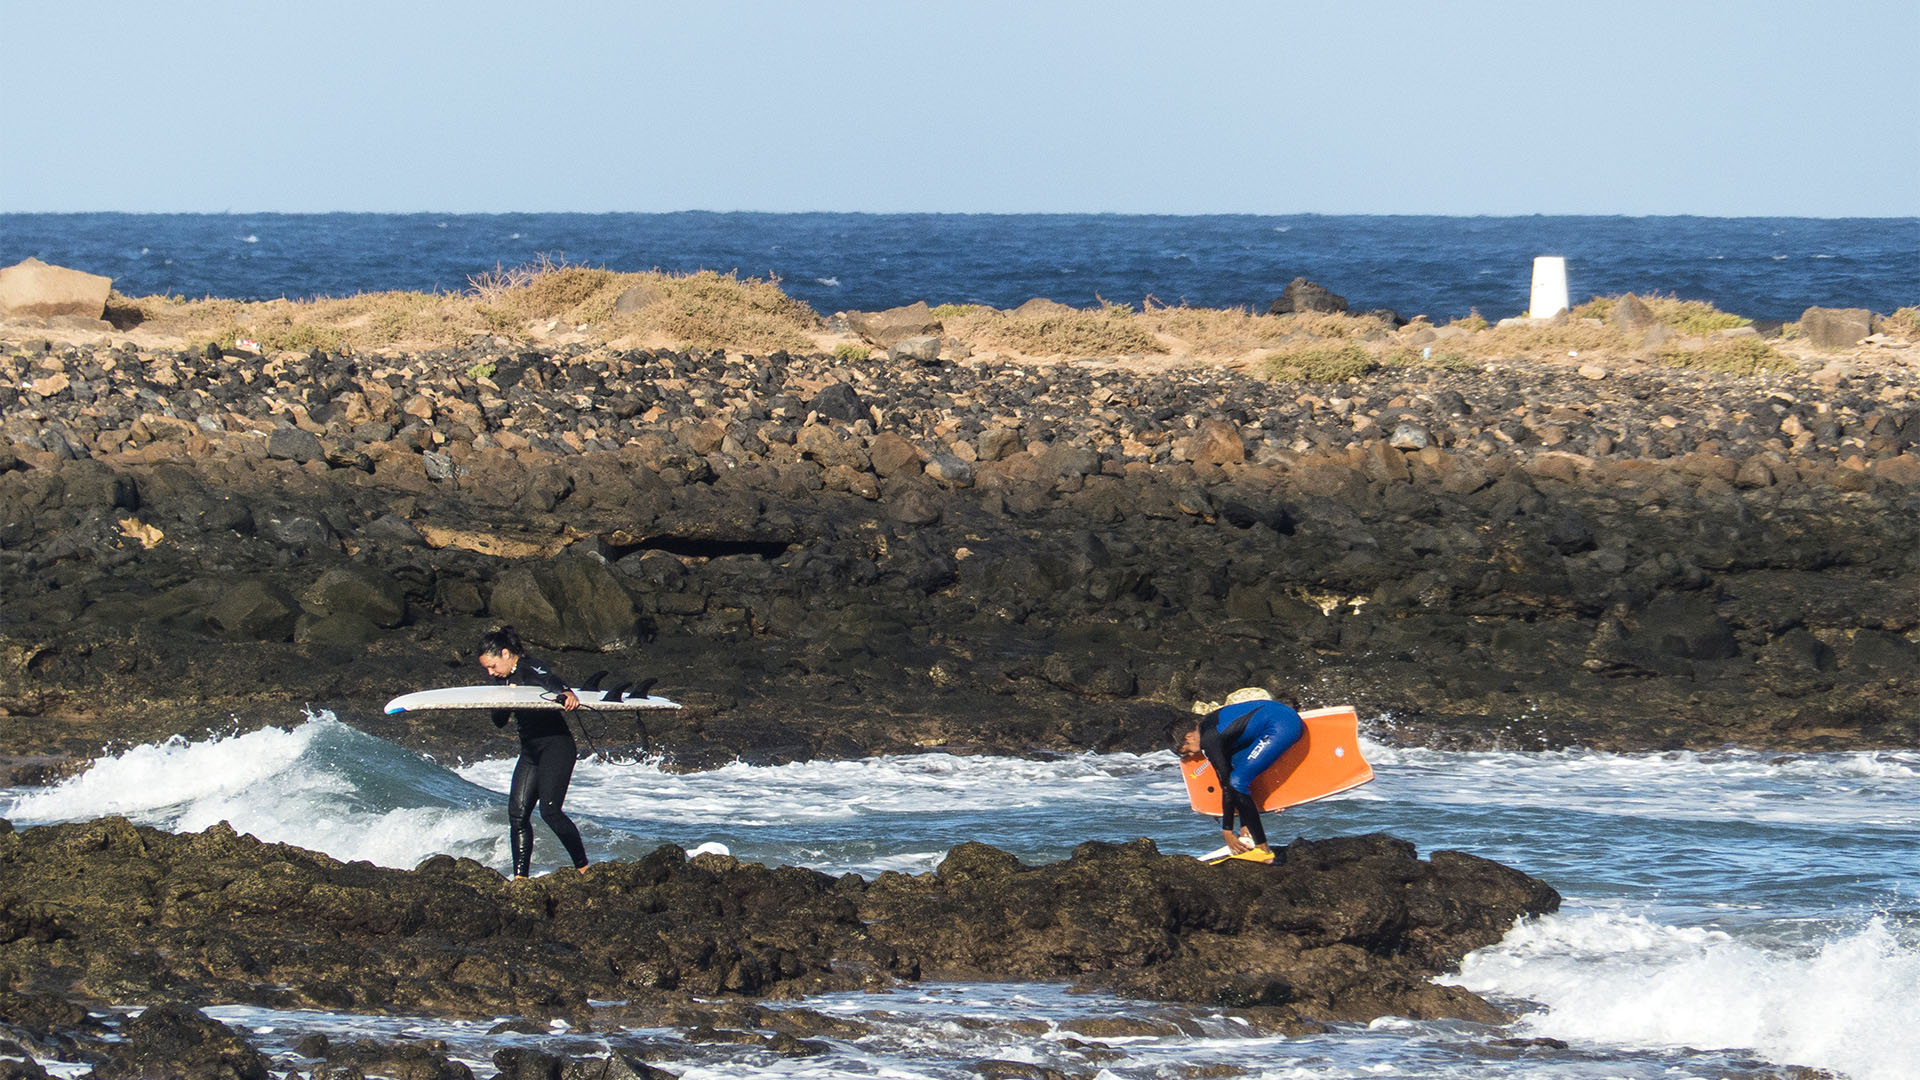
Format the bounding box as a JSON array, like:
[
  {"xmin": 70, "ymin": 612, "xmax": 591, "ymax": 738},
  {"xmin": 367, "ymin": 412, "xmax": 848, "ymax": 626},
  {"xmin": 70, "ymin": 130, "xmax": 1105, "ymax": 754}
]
[{"xmin": 1529, "ymin": 255, "xmax": 1570, "ymax": 319}]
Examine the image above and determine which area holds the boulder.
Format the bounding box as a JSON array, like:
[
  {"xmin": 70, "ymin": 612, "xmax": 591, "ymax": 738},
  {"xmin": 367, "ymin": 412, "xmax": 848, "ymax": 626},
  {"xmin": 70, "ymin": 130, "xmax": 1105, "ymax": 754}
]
[
  {"xmin": 488, "ymin": 556, "xmax": 640, "ymax": 651},
  {"xmin": 258, "ymin": 512, "xmax": 341, "ymax": 553},
  {"xmin": 1799, "ymin": 307, "xmax": 1873, "ymax": 349},
  {"xmin": 924, "ymin": 453, "xmax": 976, "ymax": 487},
  {"xmin": 95, "ymin": 1004, "xmax": 272, "ymax": 1080},
  {"xmin": 266, "ymin": 425, "xmax": 326, "ymax": 464},
  {"xmin": 843, "ymin": 302, "xmax": 941, "ymax": 348},
  {"xmin": 1389, "ymin": 422, "xmax": 1431, "ymax": 451},
  {"xmin": 300, "ymin": 565, "xmax": 408, "ymax": 628},
  {"xmin": 888, "ymin": 485, "xmax": 944, "ymax": 526},
  {"xmin": 1268, "ymin": 277, "xmax": 1348, "ymax": 316},
  {"xmin": 293, "ymin": 611, "xmax": 385, "ymax": 645},
  {"xmin": 976, "ymin": 426, "xmax": 1022, "ymax": 462},
  {"xmin": 204, "ymin": 579, "xmax": 300, "ymax": 642},
  {"xmin": 867, "ymin": 432, "xmax": 924, "ymax": 478},
  {"xmin": 1630, "ymin": 595, "xmax": 1738, "ymax": 661},
  {"xmin": 1012, "ymin": 297, "xmax": 1078, "ymax": 317},
  {"xmin": 888, "ymin": 335, "xmax": 944, "ymax": 364},
  {"xmin": 796, "ymin": 423, "xmax": 871, "ymax": 471},
  {"xmin": 807, "ymin": 383, "xmax": 866, "ymax": 424},
  {"xmin": 1176, "ymin": 418, "xmax": 1246, "ymax": 466},
  {"xmin": 1611, "ymin": 293, "xmax": 1658, "ymax": 333},
  {"xmin": 0, "ymin": 258, "xmax": 111, "ymax": 320}
]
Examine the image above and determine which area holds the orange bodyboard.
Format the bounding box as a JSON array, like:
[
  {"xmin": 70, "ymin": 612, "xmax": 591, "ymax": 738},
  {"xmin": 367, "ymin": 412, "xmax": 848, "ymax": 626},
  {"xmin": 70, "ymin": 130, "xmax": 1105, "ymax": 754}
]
[{"xmin": 1182, "ymin": 705, "xmax": 1373, "ymax": 815}]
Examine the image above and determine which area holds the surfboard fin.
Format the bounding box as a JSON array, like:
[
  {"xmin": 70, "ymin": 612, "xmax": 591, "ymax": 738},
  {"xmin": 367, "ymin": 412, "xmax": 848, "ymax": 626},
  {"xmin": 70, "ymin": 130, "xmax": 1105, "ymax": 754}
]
[
  {"xmin": 603, "ymin": 680, "xmax": 633, "ymax": 702},
  {"xmin": 632, "ymin": 677, "xmax": 658, "ymax": 698},
  {"xmin": 581, "ymin": 670, "xmax": 610, "ymax": 691}
]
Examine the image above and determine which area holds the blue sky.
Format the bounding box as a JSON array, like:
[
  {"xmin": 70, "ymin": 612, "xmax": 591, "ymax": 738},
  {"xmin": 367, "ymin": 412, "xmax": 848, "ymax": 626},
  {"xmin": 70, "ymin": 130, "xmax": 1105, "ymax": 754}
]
[{"xmin": 4, "ymin": 1, "xmax": 1915, "ymax": 216}]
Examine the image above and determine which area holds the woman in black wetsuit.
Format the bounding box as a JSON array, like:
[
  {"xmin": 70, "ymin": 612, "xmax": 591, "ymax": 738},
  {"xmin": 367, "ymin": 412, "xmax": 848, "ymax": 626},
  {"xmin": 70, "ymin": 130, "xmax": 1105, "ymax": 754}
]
[{"xmin": 477, "ymin": 626, "xmax": 590, "ymax": 879}]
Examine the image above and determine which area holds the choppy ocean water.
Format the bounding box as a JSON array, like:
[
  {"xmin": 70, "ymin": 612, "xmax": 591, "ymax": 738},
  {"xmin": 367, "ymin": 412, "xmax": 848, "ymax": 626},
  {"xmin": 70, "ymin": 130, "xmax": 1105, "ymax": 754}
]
[
  {"xmin": 7, "ymin": 712, "xmax": 1919, "ymax": 1080},
  {"xmin": 3, "ymin": 212, "xmax": 1915, "ymax": 323}
]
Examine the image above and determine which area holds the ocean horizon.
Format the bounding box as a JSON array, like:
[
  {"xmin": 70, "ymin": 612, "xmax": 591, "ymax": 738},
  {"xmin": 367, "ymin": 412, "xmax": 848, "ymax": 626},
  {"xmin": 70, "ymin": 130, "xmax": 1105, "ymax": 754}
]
[{"xmin": 4, "ymin": 211, "xmax": 1915, "ymax": 324}]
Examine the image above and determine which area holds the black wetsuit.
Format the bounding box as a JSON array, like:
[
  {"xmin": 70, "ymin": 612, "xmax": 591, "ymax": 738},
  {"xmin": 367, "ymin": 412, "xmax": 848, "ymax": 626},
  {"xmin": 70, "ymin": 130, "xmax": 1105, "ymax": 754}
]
[{"xmin": 491, "ymin": 655, "xmax": 588, "ymax": 876}]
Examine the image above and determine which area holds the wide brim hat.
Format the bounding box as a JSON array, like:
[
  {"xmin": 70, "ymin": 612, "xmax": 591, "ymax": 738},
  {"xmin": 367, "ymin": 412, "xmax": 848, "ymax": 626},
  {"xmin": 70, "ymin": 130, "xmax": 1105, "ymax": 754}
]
[{"xmin": 1192, "ymin": 686, "xmax": 1273, "ymax": 713}]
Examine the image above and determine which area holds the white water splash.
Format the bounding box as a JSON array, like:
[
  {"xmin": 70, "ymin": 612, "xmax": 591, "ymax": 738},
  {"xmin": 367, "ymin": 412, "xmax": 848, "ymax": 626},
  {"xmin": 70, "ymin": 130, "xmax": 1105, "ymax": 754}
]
[
  {"xmin": 1451, "ymin": 910, "xmax": 1920, "ymax": 1080},
  {"xmin": 2, "ymin": 715, "xmax": 502, "ymax": 869}
]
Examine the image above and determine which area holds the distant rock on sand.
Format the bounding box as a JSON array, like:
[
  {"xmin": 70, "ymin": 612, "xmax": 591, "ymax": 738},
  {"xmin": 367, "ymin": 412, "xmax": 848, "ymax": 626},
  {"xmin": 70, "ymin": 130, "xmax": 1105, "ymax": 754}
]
[
  {"xmin": 1268, "ymin": 277, "xmax": 1348, "ymax": 315},
  {"xmin": 0, "ymin": 257, "xmax": 113, "ymax": 321}
]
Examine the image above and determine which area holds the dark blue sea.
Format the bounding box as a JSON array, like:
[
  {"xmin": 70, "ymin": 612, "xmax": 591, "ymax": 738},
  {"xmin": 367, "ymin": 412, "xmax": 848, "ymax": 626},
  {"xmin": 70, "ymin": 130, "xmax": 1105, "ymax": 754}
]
[{"xmin": 3, "ymin": 212, "xmax": 1915, "ymax": 323}]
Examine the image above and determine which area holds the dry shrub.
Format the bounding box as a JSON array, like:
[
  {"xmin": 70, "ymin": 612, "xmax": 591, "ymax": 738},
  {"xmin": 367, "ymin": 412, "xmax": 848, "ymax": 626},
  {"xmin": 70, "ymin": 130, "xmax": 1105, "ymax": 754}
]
[
  {"xmin": 1884, "ymin": 307, "xmax": 1920, "ymax": 339},
  {"xmin": 1657, "ymin": 337, "xmax": 1795, "ymax": 375},
  {"xmin": 113, "ymin": 293, "xmax": 251, "ymax": 343},
  {"xmin": 469, "ymin": 254, "xmax": 626, "ymax": 327},
  {"xmin": 1139, "ymin": 301, "xmax": 1290, "ymax": 354},
  {"xmin": 1475, "ymin": 319, "xmax": 1622, "ymax": 357},
  {"xmin": 942, "ymin": 301, "xmax": 1161, "ymax": 358},
  {"xmin": 1280, "ymin": 311, "xmax": 1395, "ymax": 340},
  {"xmin": 105, "ymin": 292, "xmax": 485, "ymax": 352},
  {"xmin": 99, "ymin": 261, "xmax": 820, "ymax": 355},
  {"xmin": 605, "ymin": 270, "xmax": 819, "ymax": 354}
]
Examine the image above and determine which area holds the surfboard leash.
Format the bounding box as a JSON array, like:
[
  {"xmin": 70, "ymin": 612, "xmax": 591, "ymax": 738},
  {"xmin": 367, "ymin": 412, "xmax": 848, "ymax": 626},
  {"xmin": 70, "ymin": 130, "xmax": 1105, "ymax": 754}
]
[{"xmin": 546, "ymin": 674, "xmax": 657, "ymax": 767}]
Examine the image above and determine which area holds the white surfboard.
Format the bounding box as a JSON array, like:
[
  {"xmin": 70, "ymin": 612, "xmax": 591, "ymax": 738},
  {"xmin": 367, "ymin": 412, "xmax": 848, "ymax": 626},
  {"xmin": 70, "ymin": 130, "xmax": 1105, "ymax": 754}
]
[{"xmin": 384, "ymin": 684, "xmax": 681, "ymax": 715}]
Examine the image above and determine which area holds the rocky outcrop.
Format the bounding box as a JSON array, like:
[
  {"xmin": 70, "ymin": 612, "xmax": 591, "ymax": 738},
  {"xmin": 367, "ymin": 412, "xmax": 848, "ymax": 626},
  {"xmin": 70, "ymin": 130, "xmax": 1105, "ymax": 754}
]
[
  {"xmin": 0, "ymin": 338, "xmax": 1916, "ymax": 781},
  {"xmin": 1801, "ymin": 306, "xmax": 1874, "ymax": 349},
  {"xmin": 842, "ymin": 302, "xmax": 941, "ymax": 348},
  {"xmin": 1268, "ymin": 277, "xmax": 1348, "ymax": 315},
  {"xmin": 0, "ymin": 259, "xmax": 111, "ymax": 321},
  {"xmin": 0, "ymin": 815, "xmax": 1556, "ymax": 1028}
]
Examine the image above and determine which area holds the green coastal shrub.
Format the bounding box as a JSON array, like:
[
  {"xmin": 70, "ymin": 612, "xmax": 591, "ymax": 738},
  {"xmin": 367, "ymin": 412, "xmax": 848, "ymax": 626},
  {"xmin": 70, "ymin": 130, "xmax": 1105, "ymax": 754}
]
[
  {"xmin": 1656, "ymin": 336, "xmax": 1794, "ymax": 375},
  {"xmin": 1658, "ymin": 299, "xmax": 1751, "ymax": 335},
  {"xmin": 1261, "ymin": 343, "xmax": 1376, "ymax": 382},
  {"xmin": 1575, "ymin": 293, "xmax": 1752, "ymax": 335},
  {"xmin": 832, "ymin": 344, "xmax": 871, "ymax": 362}
]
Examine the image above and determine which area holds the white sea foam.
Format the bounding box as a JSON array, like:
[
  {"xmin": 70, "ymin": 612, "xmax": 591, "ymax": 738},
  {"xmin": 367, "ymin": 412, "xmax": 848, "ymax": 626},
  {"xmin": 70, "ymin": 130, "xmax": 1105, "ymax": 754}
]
[
  {"xmin": 1450, "ymin": 910, "xmax": 1920, "ymax": 1080},
  {"xmin": 462, "ymin": 749, "xmax": 1185, "ymax": 828},
  {"xmin": 1356, "ymin": 738, "xmax": 1920, "ymax": 830},
  {"xmin": 2, "ymin": 715, "xmax": 503, "ymax": 869}
]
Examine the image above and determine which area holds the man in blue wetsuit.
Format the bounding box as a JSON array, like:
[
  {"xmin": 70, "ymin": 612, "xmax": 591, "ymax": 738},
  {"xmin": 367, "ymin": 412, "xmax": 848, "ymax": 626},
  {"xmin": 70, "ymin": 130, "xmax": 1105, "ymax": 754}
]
[
  {"xmin": 1171, "ymin": 687, "xmax": 1306, "ymax": 861},
  {"xmin": 478, "ymin": 626, "xmax": 590, "ymax": 880}
]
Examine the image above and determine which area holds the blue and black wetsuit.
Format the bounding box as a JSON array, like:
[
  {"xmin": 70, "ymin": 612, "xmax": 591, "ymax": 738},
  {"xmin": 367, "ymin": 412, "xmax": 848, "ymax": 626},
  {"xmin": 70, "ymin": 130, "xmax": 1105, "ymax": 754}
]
[
  {"xmin": 491, "ymin": 656, "xmax": 588, "ymax": 876},
  {"xmin": 1199, "ymin": 700, "xmax": 1306, "ymax": 847}
]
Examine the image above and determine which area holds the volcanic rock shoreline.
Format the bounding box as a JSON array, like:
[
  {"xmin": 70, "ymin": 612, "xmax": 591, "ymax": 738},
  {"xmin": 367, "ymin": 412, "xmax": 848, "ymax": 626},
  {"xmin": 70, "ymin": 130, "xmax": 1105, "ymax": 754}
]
[
  {"xmin": 2, "ymin": 332, "xmax": 1918, "ymax": 781},
  {"xmin": 0, "ymin": 815, "xmax": 1559, "ymax": 1078}
]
